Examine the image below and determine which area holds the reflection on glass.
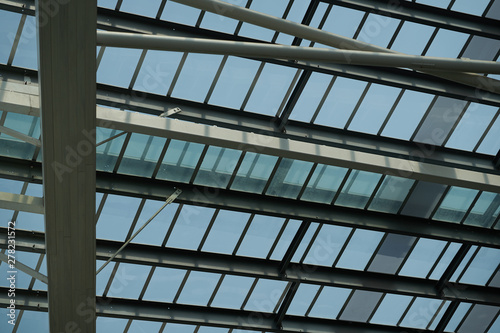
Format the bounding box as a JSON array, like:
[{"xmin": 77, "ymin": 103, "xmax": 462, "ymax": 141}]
[
  {"xmin": 463, "ymin": 192, "xmax": 500, "ymax": 228},
  {"xmin": 301, "ymin": 165, "xmax": 348, "ymax": 204},
  {"xmin": 231, "ymin": 152, "xmax": 278, "ymax": 194},
  {"xmin": 433, "ymin": 187, "xmax": 478, "ymax": 223},
  {"xmin": 369, "ymin": 176, "xmax": 414, "ymax": 213},
  {"xmin": 156, "ymin": 139, "xmax": 204, "ymax": 183},
  {"xmin": 457, "ymin": 304, "xmax": 499, "ymax": 332},
  {"xmin": 269, "ymin": 219, "xmax": 302, "ymax": 261},
  {"xmin": 96, "ymin": 126, "xmax": 127, "ymax": 172},
  {"xmin": 335, "ymin": 170, "xmax": 382, "ymax": 208},
  {"xmin": 400, "ymin": 297, "xmax": 443, "ymax": 329},
  {"xmin": 399, "ymin": 238, "xmax": 447, "ymax": 278},
  {"xmin": 118, "ymin": 133, "xmax": 166, "ymax": 177},
  {"xmin": 460, "ymin": 247, "xmax": 500, "ymax": 286},
  {"xmin": 428, "ymin": 242, "xmax": 461, "ymax": 280},
  {"xmin": 368, "ymin": 234, "xmax": 416, "ymax": 274},
  {"xmin": 340, "ymin": 290, "xmax": 383, "ymax": 322},
  {"xmin": 194, "ymin": 146, "xmax": 241, "ymax": 188},
  {"xmin": 336, "ymin": 229, "xmax": 384, "ymax": 271},
  {"xmin": 0, "ymin": 112, "xmax": 39, "ymax": 159},
  {"xmin": 266, "ymin": 159, "xmax": 314, "ymax": 199}
]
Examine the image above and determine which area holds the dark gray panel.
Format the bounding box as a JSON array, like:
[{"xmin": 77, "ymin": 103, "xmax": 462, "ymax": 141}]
[
  {"xmin": 368, "ymin": 234, "xmax": 416, "ymax": 274},
  {"xmin": 401, "ymin": 181, "xmax": 447, "ymax": 218},
  {"xmin": 486, "ymin": 0, "xmax": 500, "ymax": 19},
  {"xmin": 462, "ymin": 36, "xmax": 500, "ymax": 61},
  {"xmin": 340, "ymin": 290, "xmax": 383, "ymax": 322},
  {"xmin": 458, "ymin": 304, "xmax": 499, "ymax": 333}
]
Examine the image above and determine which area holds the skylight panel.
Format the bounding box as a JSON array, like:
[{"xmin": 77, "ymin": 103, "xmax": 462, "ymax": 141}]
[
  {"xmin": 457, "ymin": 304, "xmax": 500, "ymax": 332},
  {"xmin": 320, "ymin": 6, "xmax": 364, "ymax": 41},
  {"xmin": 210, "ymin": 275, "xmax": 255, "ymax": 309},
  {"xmin": 130, "ymin": 199, "xmax": 179, "ymax": 246},
  {"xmin": 428, "ymin": 242, "xmax": 461, "ymax": 280},
  {"xmin": 11, "ymin": 15, "xmax": 37, "ymax": 70},
  {"xmin": 335, "ymin": 170, "xmax": 382, "ymax": 209},
  {"xmin": 0, "ymin": 177, "xmax": 23, "ymax": 194},
  {"xmin": 399, "ymin": 238, "xmax": 447, "ymax": 278},
  {"xmin": 0, "ymin": 10, "xmax": 21, "ymax": 64},
  {"xmin": 165, "ymin": 205, "xmax": 215, "ymax": 250},
  {"xmin": 156, "ymin": 139, "xmax": 205, "ymax": 183},
  {"xmin": 134, "ymin": 50, "xmax": 184, "ymax": 95},
  {"xmin": 177, "ymin": 271, "xmax": 221, "ymax": 306},
  {"xmin": 462, "ymin": 36, "xmax": 500, "ymax": 61},
  {"xmin": 335, "ymin": 229, "xmax": 384, "ymax": 271},
  {"xmin": 415, "ymin": 0, "xmax": 452, "ymax": 9},
  {"xmin": 291, "ymin": 222, "xmax": 319, "ymax": 263},
  {"xmin": 97, "ymin": 0, "xmax": 117, "ymax": 9},
  {"xmin": 488, "ymin": 313, "xmax": 500, "ymax": 332},
  {"xmin": 463, "ymin": 192, "xmax": 500, "ymax": 228},
  {"xmin": 452, "ymin": 0, "xmax": 490, "ymax": 16},
  {"xmin": 347, "ymin": 84, "xmax": 401, "ymax": 135},
  {"xmin": 370, "ymin": 293, "xmax": 412, "ymax": 326},
  {"xmin": 32, "ymin": 254, "xmax": 46, "ymax": 291},
  {"xmin": 120, "ymin": 0, "xmax": 163, "ymax": 18},
  {"xmin": 400, "ymin": 181, "xmax": 447, "ymax": 218},
  {"xmin": 368, "ymin": 176, "xmax": 414, "ymax": 214},
  {"xmin": 161, "ymin": 1, "xmax": 201, "ymax": 26},
  {"xmin": 209, "ymin": 57, "xmax": 261, "ymax": 110},
  {"xmin": 96, "ymin": 317, "xmax": 128, "ymax": 333},
  {"xmin": 0, "ymin": 112, "xmax": 38, "ymax": 159},
  {"xmin": 444, "ymin": 302, "xmax": 473, "ymax": 332},
  {"xmin": 193, "ymin": 146, "xmax": 242, "ymax": 188},
  {"xmin": 288, "ymin": 72, "xmax": 332, "ymax": 122},
  {"xmin": 15, "ymin": 210, "xmax": 44, "ymax": 232},
  {"xmin": 96, "ymin": 194, "xmax": 141, "ymax": 242},
  {"xmin": 445, "ymin": 103, "xmax": 497, "ymax": 151},
  {"xmin": 486, "ymin": 1, "xmax": 500, "ymax": 19},
  {"xmin": 96, "ymin": 260, "xmax": 114, "ymax": 296},
  {"xmin": 171, "ymin": 53, "xmax": 223, "ymax": 103},
  {"xmin": 0, "ymin": 251, "xmax": 40, "ymax": 289},
  {"xmin": 238, "ymin": 0, "xmax": 288, "ymax": 41},
  {"xmin": 450, "ymin": 245, "xmax": 478, "ymax": 281},
  {"xmin": 339, "ymin": 290, "xmax": 383, "ymax": 322},
  {"xmin": 286, "ymin": 283, "xmax": 321, "ymax": 316},
  {"xmin": 302, "ymin": 224, "xmax": 351, "ymax": 267},
  {"xmin": 128, "ymin": 320, "xmax": 163, "ymax": 332},
  {"xmin": 96, "ymin": 127, "xmax": 127, "ymax": 172},
  {"xmin": 236, "ymin": 215, "xmax": 285, "ymax": 258},
  {"xmin": 476, "ymin": 112, "xmax": 500, "ymax": 155},
  {"xmin": 313, "ymin": 77, "xmax": 368, "ymax": 128},
  {"xmin": 399, "ymin": 297, "xmax": 446, "ymax": 329},
  {"xmin": 230, "ymin": 152, "xmax": 279, "ymax": 194},
  {"xmin": 265, "ymin": 158, "xmax": 314, "ymax": 199},
  {"xmin": 459, "ymin": 247, "xmax": 500, "ymax": 286},
  {"xmin": 390, "ymin": 21, "xmax": 435, "ymax": 55},
  {"xmin": 269, "ymin": 219, "xmax": 302, "ymax": 261},
  {"xmin": 201, "ymin": 210, "xmax": 250, "ymax": 254},
  {"xmin": 106, "ymin": 263, "xmax": 150, "ymax": 299},
  {"xmin": 356, "ymin": 13, "xmax": 400, "ymax": 48},
  {"xmin": 300, "ymin": 165, "xmax": 348, "ymax": 204},
  {"xmin": 118, "ymin": 133, "xmax": 167, "ymax": 177},
  {"xmin": 15, "ymin": 311, "xmax": 49, "ymax": 333},
  {"xmin": 143, "ymin": 267, "xmax": 187, "ymax": 302},
  {"xmin": 200, "ymin": 11, "xmax": 239, "ymax": 34},
  {"xmin": 367, "ymin": 234, "xmax": 416, "ymax": 274},
  {"xmin": 243, "ymin": 279, "xmax": 288, "ymax": 313},
  {"xmin": 96, "ymin": 47, "xmax": 142, "ymax": 88},
  {"xmin": 308, "ymin": 286, "xmax": 351, "ymax": 319},
  {"xmin": 424, "ymin": 29, "xmax": 469, "ymax": 58},
  {"xmin": 433, "ymin": 187, "xmax": 479, "ymax": 223},
  {"xmin": 197, "ymin": 327, "xmax": 229, "ymax": 333},
  {"xmin": 164, "ymin": 323, "xmax": 197, "ymax": 332},
  {"xmin": 245, "ymin": 63, "xmax": 298, "ymax": 117}
]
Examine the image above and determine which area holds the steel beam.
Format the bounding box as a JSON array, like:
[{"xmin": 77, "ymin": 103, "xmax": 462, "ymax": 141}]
[
  {"xmin": 1, "ymin": 229, "xmax": 499, "ymax": 306},
  {"xmin": 0, "ymin": 287, "xmax": 436, "ymax": 333},
  {"xmin": 0, "ymin": 191, "xmax": 43, "ymax": 214},
  {"xmin": 0, "ymin": 252, "xmax": 48, "ymax": 284},
  {"xmin": 36, "ymin": 0, "xmax": 96, "ymax": 332},
  {"xmin": 322, "ymin": 0, "xmax": 500, "ymax": 40}
]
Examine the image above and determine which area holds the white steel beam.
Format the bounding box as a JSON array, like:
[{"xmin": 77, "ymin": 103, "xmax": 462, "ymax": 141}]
[
  {"xmin": 36, "ymin": 0, "xmax": 96, "ymax": 332},
  {"xmin": 0, "ymin": 191, "xmax": 43, "ymax": 214}
]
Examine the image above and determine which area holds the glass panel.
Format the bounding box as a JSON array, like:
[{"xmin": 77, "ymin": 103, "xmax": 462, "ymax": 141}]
[
  {"xmin": 106, "ymin": 263, "xmax": 150, "ymax": 299},
  {"xmin": 177, "ymin": 271, "xmax": 221, "ymax": 306},
  {"xmin": 340, "ymin": 290, "xmax": 383, "ymax": 322},
  {"xmin": 194, "ymin": 146, "xmax": 242, "ymax": 188},
  {"xmin": 209, "ymin": 57, "xmax": 261, "ymax": 109},
  {"xmin": 291, "ymin": 222, "xmax": 319, "ymax": 263},
  {"xmin": 97, "ymin": 47, "xmax": 142, "ymax": 87},
  {"xmin": 391, "ymin": 21, "xmax": 435, "ymax": 54},
  {"xmin": 450, "ymin": 245, "xmax": 478, "ymax": 282},
  {"xmin": 211, "ymin": 275, "xmax": 255, "ymax": 309},
  {"xmin": 243, "ymin": 279, "xmax": 288, "ymax": 313},
  {"xmin": 400, "ymin": 297, "xmax": 443, "ymax": 329},
  {"xmin": 433, "ymin": 187, "xmax": 478, "ymax": 223},
  {"xmin": 348, "ymin": 84, "xmax": 401, "ymax": 134},
  {"xmin": 452, "ymin": 0, "xmax": 490, "ymax": 16},
  {"xmin": 96, "ymin": 126, "xmax": 127, "ymax": 172},
  {"xmin": 143, "ymin": 267, "xmax": 186, "ymax": 302},
  {"xmin": 245, "ymin": 63, "xmax": 298, "ymax": 116},
  {"xmin": 166, "ymin": 205, "xmax": 215, "ymax": 250},
  {"xmin": 477, "ymin": 113, "xmax": 500, "ymax": 155},
  {"xmin": 465, "ymin": 192, "xmax": 500, "ymax": 228},
  {"xmin": 96, "ymin": 260, "xmax": 114, "ymax": 296},
  {"xmin": 197, "ymin": 327, "xmax": 229, "ymax": 333},
  {"xmin": 458, "ymin": 304, "xmax": 499, "ymax": 333},
  {"xmin": 300, "ymin": 165, "xmax": 348, "ymax": 204},
  {"xmin": 335, "ymin": 170, "xmax": 382, "ymax": 209},
  {"xmin": 128, "ymin": 320, "xmax": 163, "ymax": 332},
  {"xmin": 309, "ymin": 286, "xmax": 351, "ymax": 319},
  {"xmin": 429, "ymin": 301, "xmax": 451, "ymax": 330},
  {"xmin": 200, "ymin": 10, "xmax": 239, "ymax": 34},
  {"xmin": 401, "ymin": 181, "xmax": 447, "ymax": 218},
  {"xmin": 321, "ymin": 6, "xmax": 364, "ymax": 40},
  {"xmin": 369, "ymin": 176, "xmax": 414, "ymax": 213},
  {"xmin": 172, "ymin": 53, "xmax": 223, "ymax": 102},
  {"xmin": 488, "ymin": 314, "xmax": 500, "ymax": 333},
  {"xmin": 163, "ymin": 323, "xmax": 196, "ymax": 333},
  {"xmin": 289, "ymin": 72, "xmax": 333, "ymax": 122},
  {"xmin": 429, "ymin": 242, "xmax": 461, "ymax": 280},
  {"xmin": 202, "ymin": 210, "xmax": 250, "ymax": 254},
  {"xmin": 460, "ymin": 247, "xmax": 500, "ymax": 286},
  {"xmin": 237, "ymin": 215, "xmax": 285, "ymax": 258},
  {"xmin": 416, "ymin": 0, "xmax": 452, "ymax": 8},
  {"xmin": 336, "ymin": 229, "xmax": 384, "ymax": 271},
  {"xmin": 269, "ymin": 219, "xmax": 302, "ymax": 261},
  {"xmin": 118, "ymin": 134, "xmax": 167, "ymax": 177},
  {"xmin": 0, "ymin": 10, "xmax": 21, "ymax": 64},
  {"xmin": 370, "ymin": 293, "xmax": 412, "ymax": 326},
  {"xmin": 131, "ymin": 200, "xmax": 179, "ymax": 246},
  {"xmin": 314, "ymin": 77, "xmax": 368, "ymax": 128},
  {"xmin": 231, "ymin": 152, "xmax": 279, "ymax": 194},
  {"xmin": 303, "ymin": 224, "xmax": 352, "ymax": 267},
  {"xmin": 356, "ymin": 13, "xmax": 400, "ymax": 48},
  {"xmin": 15, "ymin": 184, "xmax": 44, "ymax": 232},
  {"xmin": 238, "ymin": 0, "xmax": 287, "ymax": 41},
  {"xmin": 425, "ymin": 29, "xmax": 469, "ymax": 58},
  {"xmin": 120, "ymin": 0, "xmax": 162, "ymax": 17},
  {"xmin": 96, "ymin": 317, "xmax": 128, "ymax": 333},
  {"xmin": 156, "ymin": 140, "xmax": 205, "ymax": 183},
  {"xmin": 445, "ymin": 302, "xmax": 473, "ymax": 332},
  {"xmin": 15, "ymin": 310, "xmax": 49, "ymax": 333},
  {"xmin": 12, "ymin": 15, "xmax": 37, "ymax": 70},
  {"xmin": 266, "ymin": 159, "xmax": 314, "ymax": 199},
  {"xmin": 368, "ymin": 234, "xmax": 416, "ymax": 274},
  {"xmin": 489, "ymin": 270, "xmax": 500, "ymax": 288},
  {"xmin": 399, "ymin": 238, "xmax": 448, "ymax": 278},
  {"xmin": 96, "ymin": 194, "xmax": 141, "ymax": 242},
  {"xmin": 98, "ymin": 0, "xmax": 117, "ymax": 8},
  {"xmin": 286, "ymin": 283, "xmax": 321, "ymax": 316},
  {"xmin": 161, "ymin": 1, "xmax": 201, "ymax": 26},
  {"xmin": 134, "ymin": 50, "xmax": 183, "ymax": 95},
  {"xmin": 0, "ymin": 112, "xmax": 38, "ymax": 159}
]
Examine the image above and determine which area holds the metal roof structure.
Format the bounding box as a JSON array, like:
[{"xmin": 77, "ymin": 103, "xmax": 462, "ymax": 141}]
[{"xmin": 0, "ymin": 0, "xmax": 500, "ymax": 332}]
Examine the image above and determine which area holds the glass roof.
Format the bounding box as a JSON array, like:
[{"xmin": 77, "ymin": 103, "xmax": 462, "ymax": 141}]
[{"xmin": 0, "ymin": 0, "xmax": 500, "ymax": 332}]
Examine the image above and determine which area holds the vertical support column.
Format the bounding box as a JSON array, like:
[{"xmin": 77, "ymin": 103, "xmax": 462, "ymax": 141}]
[{"xmin": 36, "ymin": 0, "xmax": 96, "ymax": 332}]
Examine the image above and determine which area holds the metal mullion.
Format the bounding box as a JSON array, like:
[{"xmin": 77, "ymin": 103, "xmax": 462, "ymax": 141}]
[
  {"xmin": 240, "ymin": 277, "xmax": 259, "ymax": 310},
  {"xmin": 441, "ymin": 102, "xmax": 472, "ymax": 147},
  {"xmin": 122, "ymin": 319, "xmax": 132, "ymax": 333},
  {"xmin": 363, "ymin": 232, "xmax": 388, "ymax": 272},
  {"xmin": 174, "ymin": 141, "xmax": 190, "ymax": 168},
  {"xmin": 197, "ymin": 209, "xmax": 219, "ymax": 251},
  {"xmin": 129, "ymin": 49, "xmax": 148, "ymax": 89},
  {"xmin": 397, "ymin": 180, "xmax": 419, "ymax": 215},
  {"xmin": 226, "ymin": 150, "xmax": 246, "ymax": 190},
  {"xmin": 456, "ymin": 34, "xmax": 474, "ymax": 60},
  {"xmin": 158, "ymin": 322, "xmax": 167, "ymax": 333},
  {"xmin": 292, "ymin": 0, "xmax": 319, "ymax": 45},
  {"xmin": 279, "ymin": 220, "xmax": 311, "ymax": 275},
  {"xmin": 484, "ymin": 0, "xmax": 497, "ymax": 17},
  {"xmin": 172, "ymin": 270, "xmax": 191, "ymax": 304},
  {"xmin": 189, "ymin": 145, "xmax": 209, "ymax": 184},
  {"xmin": 299, "ymin": 223, "xmax": 323, "ymax": 264},
  {"xmin": 378, "ymin": 88, "xmax": 405, "ymax": 136},
  {"xmin": 332, "ymin": 227, "xmax": 356, "ymax": 268},
  {"xmin": 276, "ymin": 69, "xmax": 309, "ymax": 128},
  {"xmin": 27, "ymin": 253, "xmax": 44, "ymax": 290},
  {"xmin": 492, "ymin": 213, "xmax": 500, "ymax": 230},
  {"xmin": 166, "ymin": 52, "xmax": 189, "ymax": 97},
  {"xmin": 275, "ymin": 69, "xmax": 303, "ymax": 120},
  {"xmin": 207, "ymin": 274, "xmax": 225, "ymax": 307},
  {"xmin": 395, "ymin": 237, "xmax": 420, "ymax": 276},
  {"xmin": 11, "ymin": 309, "xmax": 23, "ymax": 333},
  {"xmin": 396, "ymin": 296, "xmax": 417, "ymax": 327},
  {"xmin": 459, "ymin": 190, "xmax": 483, "ymax": 225},
  {"xmin": 310, "ymin": 76, "xmax": 336, "ymax": 124},
  {"xmin": 296, "ymin": 163, "xmax": 318, "ymax": 200},
  {"xmin": 426, "ymin": 299, "xmax": 448, "ymax": 330},
  {"xmin": 161, "ymin": 203, "xmax": 183, "ymax": 247},
  {"xmin": 364, "ymin": 174, "xmax": 387, "ymax": 210},
  {"xmin": 151, "ymin": 138, "xmax": 171, "ymax": 179},
  {"xmin": 96, "ymin": 45, "xmax": 106, "ymax": 69},
  {"xmin": 192, "ymin": 326, "xmax": 200, "ymax": 333},
  {"xmin": 351, "ymin": 11, "xmax": 370, "ymax": 41},
  {"xmin": 420, "ymin": 27, "xmax": 440, "ymax": 56},
  {"xmin": 195, "ymin": 10, "xmax": 205, "ymax": 28},
  {"xmin": 485, "ymin": 309, "xmax": 500, "ymax": 332},
  {"xmin": 232, "ymin": 214, "xmax": 254, "ymax": 255},
  {"xmin": 473, "ymin": 107, "xmax": 500, "ymax": 152},
  {"xmin": 261, "ymin": 157, "xmax": 283, "ymax": 195},
  {"xmin": 244, "ymin": 152, "xmax": 261, "ymax": 178},
  {"xmin": 266, "ymin": 218, "xmax": 289, "ymax": 260},
  {"xmin": 7, "ymin": 14, "xmax": 26, "ymax": 66},
  {"xmin": 112, "ymin": 132, "xmax": 132, "ymax": 174},
  {"xmin": 436, "ymin": 243, "xmax": 472, "ymax": 292},
  {"xmin": 410, "ymin": 95, "xmax": 439, "ymax": 142},
  {"xmin": 0, "ymin": 110, "xmax": 7, "ymax": 127},
  {"xmin": 115, "ymin": 0, "xmax": 123, "ymax": 10},
  {"xmin": 124, "ymin": 198, "xmax": 146, "ymax": 241},
  {"xmin": 273, "ymin": 280, "xmax": 293, "ymax": 314},
  {"xmin": 429, "ymin": 185, "xmax": 452, "ymax": 220},
  {"xmin": 367, "ymin": 292, "xmax": 386, "ymax": 323},
  {"xmin": 304, "ymin": 285, "xmax": 323, "ymax": 317},
  {"xmin": 335, "ymin": 288, "xmax": 356, "ymax": 320},
  {"xmin": 434, "ymin": 300, "xmax": 460, "ymax": 333},
  {"xmin": 138, "ymin": 266, "xmax": 156, "ymax": 301},
  {"xmin": 204, "ymin": 55, "xmax": 228, "ymax": 104},
  {"xmin": 309, "ymin": 164, "xmax": 327, "ymax": 190},
  {"xmin": 344, "ymin": 82, "xmax": 371, "ymax": 130},
  {"xmin": 486, "ymin": 262, "xmax": 500, "ymax": 286},
  {"xmin": 274, "ymin": 281, "xmax": 298, "ymax": 327},
  {"xmin": 386, "ymin": 20, "xmax": 405, "ymax": 49},
  {"xmin": 10, "ymin": 181, "xmax": 28, "ymax": 223},
  {"xmin": 454, "ymin": 303, "xmax": 475, "ymax": 333},
  {"xmin": 330, "ymin": 169, "xmax": 352, "ymax": 205},
  {"xmin": 240, "ymin": 61, "xmax": 265, "ymax": 111},
  {"xmin": 156, "ymin": 0, "xmax": 167, "ymax": 19},
  {"xmin": 456, "ymin": 245, "xmax": 480, "ymax": 283},
  {"xmin": 447, "ymin": 0, "xmax": 457, "ymax": 10},
  {"xmin": 102, "ymin": 262, "xmax": 120, "ymax": 297},
  {"xmin": 211, "ymin": 146, "xmax": 227, "ymax": 172},
  {"xmin": 95, "ymin": 193, "xmax": 108, "ymax": 225},
  {"xmin": 426, "ymin": 242, "xmax": 451, "ymax": 280}
]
